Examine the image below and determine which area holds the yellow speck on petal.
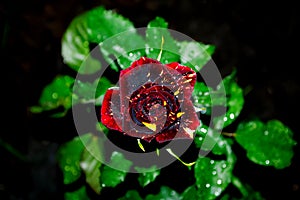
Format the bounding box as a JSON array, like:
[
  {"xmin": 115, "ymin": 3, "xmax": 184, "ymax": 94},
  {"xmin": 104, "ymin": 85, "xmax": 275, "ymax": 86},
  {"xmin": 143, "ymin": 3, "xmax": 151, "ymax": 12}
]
[
  {"xmin": 174, "ymin": 89, "xmax": 180, "ymax": 96},
  {"xmin": 163, "ymin": 101, "xmax": 167, "ymax": 106},
  {"xmin": 176, "ymin": 112, "xmax": 185, "ymax": 118},
  {"xmin": 183, "ymin": 79, "xmax": 192, "ymax": 83},
  {"xmin": 183, "ymin": 127, "xmax": 194, "ymax": 138},
  {"xmin": 142, "ymin": 122, "xmax": 156, "ymax": 131}
]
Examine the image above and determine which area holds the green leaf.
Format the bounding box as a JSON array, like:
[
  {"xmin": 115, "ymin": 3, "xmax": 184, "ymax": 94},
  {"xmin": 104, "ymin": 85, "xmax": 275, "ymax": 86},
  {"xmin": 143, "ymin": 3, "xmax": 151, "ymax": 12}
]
[
  {"xmin": 146, "ymin": 17, "xmax": 180, "ymax": 63},
  {"xmin": 100, "ymin": 29, "xmax": 145, "ymax": 71},
  {"xmin": 118, "ymin": 190, "xmax": 143, "ymax": 200},
  {"xmin": 214, "ymin": 70, "xmax": 244, "ymax": 129},
  {"xmin": 64, "ymin": 186, "xmax": 90, "ymax": 200},
  {"xmin": 72, "ymin": 77, "xmax": 112, "ymax": 106},
  {"xmin": 235, "ymin": 120, "xmax": 297, "ymax": 169},
  {"xmin": 56, "ymin": 134, "xmax": 92, "ymax": 184},
  {"xmin": 101, "ymin": 151, "xmax": 133, "ymax": 187},
  {"xmin": 62, "ymin": 6, "xmax": 141, "ymax": 73},
  {"xmin": 31, "ymin": 75, "xmax": 74, "ymax": 117},
  {"xmin": 145, "ymin": 186, "xmax": 181, "ymax": 200},
  {"xmin": 194, "ymin": 124, "xmax": 228, "ymax": 156},
  {"xmin": 230, "ymin": 176, "xmax": 265, "ymax": 200},
  {"xmin": 61, "ymin": 9, "xmax": 101, "ymax": 74},
  {"xmin": 96, "ymin": 122, "xmax": 109, "ymax": 135},
  {"xmin": 80, "ymin": 135, "xmax": 104, "ymax": 194},
  {"xmin": 192, "ymin": 82, "xmax": 212, "ymax": 113},
  {"xmin": 194, "ymin": 157, "xmax": 235, "ymax": 200},
  {"xmin": 179, "ymin": 41, "xmax": 215, "ymax": 72},
  {"xmin": 181, "ymin": 185, "xmax": 199, "ymax": 200},
  {"xmin": 135, "ymin": 166, "xmax": 160, "ymax": 187}
]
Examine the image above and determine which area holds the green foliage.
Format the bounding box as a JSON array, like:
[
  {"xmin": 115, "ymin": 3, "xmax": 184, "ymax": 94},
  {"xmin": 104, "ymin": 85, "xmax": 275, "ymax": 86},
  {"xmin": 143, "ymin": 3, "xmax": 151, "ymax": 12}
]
[
  {"xmin": 235, "ymin": 120, "xmax": 296, "ymax": 169},
  {"xmin": 135, "ymin": 166, "xmax": 160, "ymax": 187},
  {"xmin": 146, "ymin": 17, "xmax": 180, "ymax": 63},
  {"xmin": 31, "ymin": 5, "xmax": 297, "ymax": 200},
  {"xmin": 179, "ymin": 41, "xmax": 215, "ymax": 71},
  {"xmin": 100, "ymin": 151, "xmax": 133, "ymax": 187},
  {"xmin": 30, "ymin": 75, "xmax": 74, "ymax": 117},
  {"xmin": 64, "ymin": 186, "xmax": 90, "ymax": 200}
]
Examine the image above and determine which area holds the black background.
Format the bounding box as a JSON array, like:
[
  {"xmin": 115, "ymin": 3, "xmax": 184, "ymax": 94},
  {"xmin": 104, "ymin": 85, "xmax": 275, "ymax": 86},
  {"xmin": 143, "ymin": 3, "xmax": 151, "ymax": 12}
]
[{"xmin": 1, "ymin": 0, "xmax": 300, "ymax": 199}]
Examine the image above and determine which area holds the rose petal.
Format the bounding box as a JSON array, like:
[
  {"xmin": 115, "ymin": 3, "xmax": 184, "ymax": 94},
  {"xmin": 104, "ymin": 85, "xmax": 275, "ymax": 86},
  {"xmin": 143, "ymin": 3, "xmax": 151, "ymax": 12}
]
[
  {"xmin": 120, "ymin": 57, "xmax": 161, "ymax": 78},
  {"xmin": 180, "ymin": 99, "xmax": 201, "ymax": 131},
  {"xmin": 101, "ymin": 88, "xmax": 122, "ymax": 132},
  {"xmin": 166, "ymin": 62, "xmax": 197, "ymax": 96},
  {"xmin": 155, "ymin": 99, "xmax": 200, "ymax": 143}
]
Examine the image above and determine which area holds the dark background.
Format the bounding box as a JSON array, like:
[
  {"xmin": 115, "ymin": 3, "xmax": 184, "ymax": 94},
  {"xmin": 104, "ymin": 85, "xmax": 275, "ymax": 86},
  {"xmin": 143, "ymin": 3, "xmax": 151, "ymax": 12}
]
[{"xmin": 1, "ymin": 0, "xmax": 299, "ymax": 199}]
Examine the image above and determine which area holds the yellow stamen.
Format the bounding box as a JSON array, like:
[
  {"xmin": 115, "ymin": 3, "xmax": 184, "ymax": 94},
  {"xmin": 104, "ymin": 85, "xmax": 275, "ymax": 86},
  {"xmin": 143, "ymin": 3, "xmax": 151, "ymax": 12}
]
[
  {"xmin": 166, "ymin": 148, "xmax": 196, "ymax": 167},
  {"xmin": 176, "ymin": 112, "xmax": 185, "ymax": 118},
  {"xmin": 137, "ymin": 139, "xmax": 145, "ymax": 152},
  {"xmin": 157, "ymin": 36, "xmax": 165, "ymax": 61},
  {"xmin": 156, "ymin": 148, "xmax": 160, "ymax": 156},
  {"xmin": 142, "ymin": 122, "xmax": 157, "ymax": 131},
  {"xmin": 163, "ymin": 101, "xmax": 167, "ymax": 106},
  {"xmin": 183, "ymin": 79, "xmax": 192, "ymax": 83},
  {"xmin": 174, "ymin": 88, "xmax": 180, "ymax": 96}
]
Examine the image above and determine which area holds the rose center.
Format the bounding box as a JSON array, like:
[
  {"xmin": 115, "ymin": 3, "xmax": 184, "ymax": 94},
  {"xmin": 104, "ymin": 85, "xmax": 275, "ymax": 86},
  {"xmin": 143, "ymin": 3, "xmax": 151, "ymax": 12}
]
[{"xmin": 129, "ymin": 83, "xmax": 181, "ymax": 133}]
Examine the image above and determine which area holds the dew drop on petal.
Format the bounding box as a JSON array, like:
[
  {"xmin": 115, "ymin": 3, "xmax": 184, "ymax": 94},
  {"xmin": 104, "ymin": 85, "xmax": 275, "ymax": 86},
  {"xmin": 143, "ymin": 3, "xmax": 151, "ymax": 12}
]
[
  {"xmin": 212, "ymin": 171, "xmax": 217, "ymax": 175},
  {"xmin": 229, "ymin": 113, "xmax": 235, "ymax": 119},
  {"xmin": 217, "ymin": 179, "xmax": 222, "ymax": 185},
  {"xmin": 210, "ymin": 160, "xmax": 215, "ymax": 164},
  {"xmin": 205, "ymin": 183, "xmax": 210, "ymax": 188}
]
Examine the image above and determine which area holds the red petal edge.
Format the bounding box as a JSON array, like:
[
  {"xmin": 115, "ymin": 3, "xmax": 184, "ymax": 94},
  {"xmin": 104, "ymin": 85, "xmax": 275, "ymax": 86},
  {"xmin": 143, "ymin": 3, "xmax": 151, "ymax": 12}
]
[
  {"xmin": 101, "ymin": 88, "xmax": 122, "ymax": 132},
  {"xmin": 166, "ymin": 62, "xmax": 197, "ymax": 89},
  {"xmin": 120, "ymin": 57, "xmax": 161, "ymax": 78},
  {"xmin": 155, "ymin": 99, "xmax": 200, "ymax": 143}
]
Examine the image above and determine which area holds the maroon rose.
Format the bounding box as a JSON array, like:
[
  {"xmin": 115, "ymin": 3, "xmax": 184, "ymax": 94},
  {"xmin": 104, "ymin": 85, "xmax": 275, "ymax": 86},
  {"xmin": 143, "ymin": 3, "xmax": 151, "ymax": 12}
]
[{"xmin": 101, "ymin": 57, "xmax": 200, "ymax": 143}]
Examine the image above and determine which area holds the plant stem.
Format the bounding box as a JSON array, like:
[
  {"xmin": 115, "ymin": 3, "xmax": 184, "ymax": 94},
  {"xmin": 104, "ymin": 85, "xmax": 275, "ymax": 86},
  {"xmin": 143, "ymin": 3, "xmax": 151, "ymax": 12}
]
[
  {"xmin": 232, "ymin": 176, "xmax": 248, "ymax": 197},
  {"xmin": 0, "ymin": 138, "xmax": 28, "ymax": 162},
  {"xmin": 221, "ymin": 132, "xmax": 236, "ymax": 137}
]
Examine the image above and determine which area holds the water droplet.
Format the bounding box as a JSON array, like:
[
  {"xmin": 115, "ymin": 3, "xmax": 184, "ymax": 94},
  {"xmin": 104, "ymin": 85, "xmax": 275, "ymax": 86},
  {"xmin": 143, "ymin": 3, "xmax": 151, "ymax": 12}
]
[
  {"xmin": 52, "ymin": 92, "xmax": 58, "ymax": 99},
  {"xmin": 217, "ymin": 179, "xmax": 222, "ymax": 185},
  {"xmin": 265, "ymin": 160, "xmax": 270, "ymax": 165},
  {"xmin": 210, "ymin": 160, "xmax": 215, "ymax": 164},
  {"xmin": 214, "ymin": 188, "xmax": 222, "ymax": 196},
  {"xmin": 222, "ymin": 163, "xmax": 227, "ymax": 168},
  {"xmin": 102, "ymin": 184, "xmax": 106, "ymax": 187},
  {"xmin": 205, "ymin": 183, "xmax": 210, "ymax": 188},
  {"xmin": 264, "ymin": 130, "xmax": 269, "ymax": 136},
  {"xmin": 212, "ymin": 171, "xmax": 217, "ymax": 175},
  {"xmin": 129, "ymin": 52, "xmax": 133, "ymax": 57},
  {"xmin": 219, "ymin": 141, "xmax": 224, "ymax": 146},
  {"xmin": 229, "ymin": 113, "xmax": 235, "ymax": 119},
  {"xmin": 199, "ymin": 137, "xmax": 203, "ymax": 141},
  {"xmin": 200, "ymin": 128, "xmax": 207, "ymax": 133},
  {"xmin": 223, "ymin": 117, "xmax": 228, "ymax": 122}
]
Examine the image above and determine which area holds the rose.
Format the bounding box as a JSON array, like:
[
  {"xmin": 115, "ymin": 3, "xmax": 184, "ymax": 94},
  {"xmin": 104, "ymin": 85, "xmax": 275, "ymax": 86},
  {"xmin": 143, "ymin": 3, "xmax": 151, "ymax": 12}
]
[{"xmin": 101, "ymin": 57, "xmax": 200, "ymax": 143}]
